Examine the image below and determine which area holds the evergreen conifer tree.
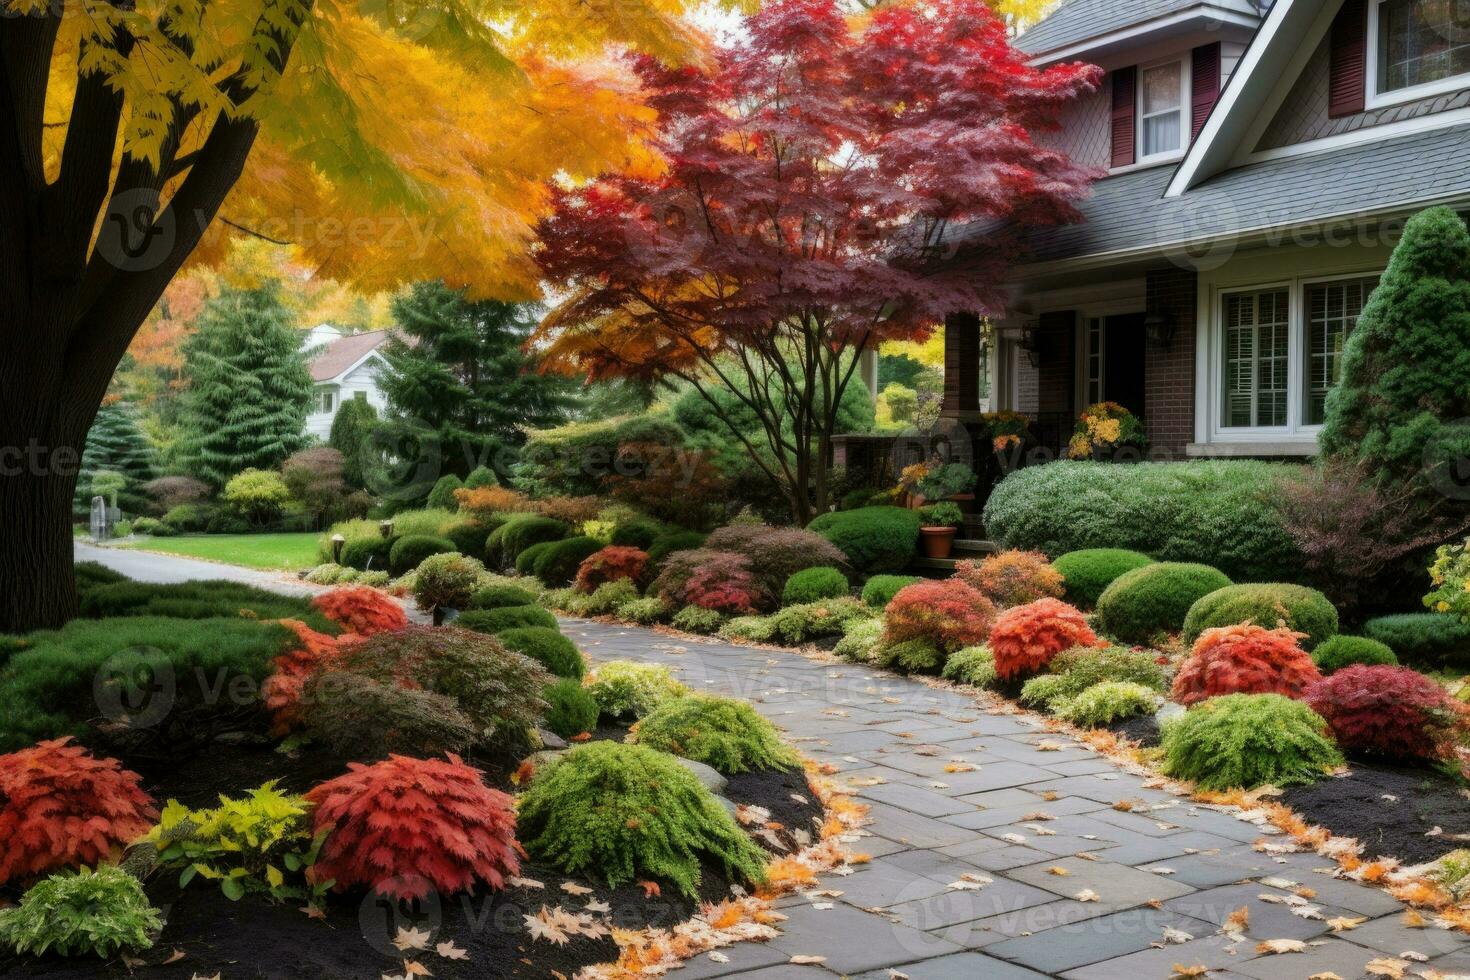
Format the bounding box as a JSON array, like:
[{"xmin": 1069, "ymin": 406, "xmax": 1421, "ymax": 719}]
[
  {"xmin": 329, "ymin": 396, "xmax": 380, "ymax": 491},
  {"xmin": 177, "ymin": 284, "xmax": 313, "ymax": 487},
  {"xmin": 73, "ymin": 402, "xmax": 157, "ymax": 515}
]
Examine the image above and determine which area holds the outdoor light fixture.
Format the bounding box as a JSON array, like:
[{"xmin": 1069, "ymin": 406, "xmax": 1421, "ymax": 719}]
[
  {"xmin": 1019, "ymin": 323, "xmax": 1043, "ymax": 368},
  {"xmin": 331, "ymin": 533, "xmax": 345, "ymax": 563},
  {"xmin": 1145, "ymin": 311, "xmax": 1177, "ymax": 350},
  {"xmin": 379, "ymin": 519, "xmax": 395, "ymax": 538}
]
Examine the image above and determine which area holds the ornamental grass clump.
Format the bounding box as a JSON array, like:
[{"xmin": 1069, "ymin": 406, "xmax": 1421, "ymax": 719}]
[
  {"xmin": 883, "ymin": 579, "xmax": 996, "ymax": 653},
  {"xmin": 585, "ymin": 661, "xmax": 688, "ymax": 720},
  {"xmin": 954, "ymin": 551, "xmax": 1064, "ymax": 608},
  {"xmin": 632, "ymin": 695, "xmax": 800, "ymax": 773},
  {"xmin": 1171, "ymin": 624, "xmax": 1322, "ymax": 707},
  {"xmin": 1182, "ymin": 583, "xmax": 1339, "ymax": 650},
  {"xmin": 989, "ymin": 598, "xmax": 1102, "ymax": 681},
  {"xmin": 1160, "ymin": 694, "xmax": 1342, "ymax": 791},
  {"xmin": 1304, "ymin": 664, "xmax": 1470, "ymax": 761},
  {"xmin": 0, "ymin": 866, "xmax": 161, "ymax": 958},
  {"xmin": 517, "ymin": 742, "xmax": 766, "ymax": 897},
  {"xmin": 1054, "ymin": 681, "xmax": 1160, "ymax": 728},
  {"xmin": 1095, "ymin": 562, "xmax": 1233, "ymax": 644}
]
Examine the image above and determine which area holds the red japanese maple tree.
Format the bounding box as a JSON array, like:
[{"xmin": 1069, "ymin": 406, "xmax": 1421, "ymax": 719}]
[{"xmin": 535, "ymin": 0, "xmax": 1101, "ymax": 522}]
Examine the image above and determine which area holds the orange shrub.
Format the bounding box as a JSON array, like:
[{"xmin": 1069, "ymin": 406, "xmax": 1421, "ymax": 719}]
[
  {"xmin": 883, "ymin": 580, "xmax": 996, "ymax": 652},
  {"xmin": 954, "ymin": 550, "xmax": 1065, "ymax": 608},
  {"xmin": 1171, "ymin": 623, "xmax": 1322, "ymax": 707},
  {"xmin": 531, "ymin": 495, "xmax": 604, "ymax": 525},
  {"xmin": 454, "ymin": 486, "xmax": 534, "ymax": 518},
  {"xmin": 261, "ymin": 619, "xmax": 352, "ymax": 734},
  {"xmin": 312, "ymin": 586, "xmax": 409, "ymax": 636},
  {"xmin": 990, "ymin": 597, "xmax": 1101, "ymax": 680}
]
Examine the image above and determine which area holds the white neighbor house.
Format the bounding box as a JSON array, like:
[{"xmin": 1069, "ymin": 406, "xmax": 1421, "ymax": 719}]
[{"xmin": 301, "ymin": 324, "xmax": 395, "ymax": 441}]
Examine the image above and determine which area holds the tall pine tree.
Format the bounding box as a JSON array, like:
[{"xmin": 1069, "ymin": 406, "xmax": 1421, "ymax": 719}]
[
  {"xmin": 377, "ymin": 282, "xmax": 576, "ymax": 482},
  {"xmin": 1320, "ymin": 207, "xmax": 1470, "ymax": 494},
  {"xmin": 177, "ymin": 284, "xmax": 313, "ymax": 487},
  {"xmin": 73, "ymin": 402, "xmax": 157, "ymax": 516},
  {"xmin": 329, "ymin": 396, "xmax": 379, "ymax": 491}
]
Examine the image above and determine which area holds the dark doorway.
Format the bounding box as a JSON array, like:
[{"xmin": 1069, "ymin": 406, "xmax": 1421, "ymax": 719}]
[{"xmin": 1103, "ymin": 313, "xmax": 1146, "ymax": 419}]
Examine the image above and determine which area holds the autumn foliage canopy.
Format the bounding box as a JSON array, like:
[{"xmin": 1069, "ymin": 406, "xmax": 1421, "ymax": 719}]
[
  {"xmin": 989, "ymin": 597, "xmax": 1101, "ymax": 680},
  {"xmin": 1171, "ymin": 624, "xmax": 1323, "ymax": 707},
  {"xmin": 312, "ymin": 587, "xmax": 409, "ymax": 637}
]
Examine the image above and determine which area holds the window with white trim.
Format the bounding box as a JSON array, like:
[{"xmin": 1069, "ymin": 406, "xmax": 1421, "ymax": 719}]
[
  {"xmin": 318, "ymin": 389, "xmax": 335, "ymax": 414},
  {"xmin": 1304, "ymin": 277, "xmax": 1377, "ymax": 424},
  {"xmin": 1373, "ymin": 0, "xmax": 1470, "ymax": 101},
  {"xmin": 1084, "ymin": 317, "xmax": 1105, "ymax": 405},
  {"xmin": 1140, "ymin": 61, "xmax": 1186, "ymax": 159},
  {"xmin": 1222, "ymin": 288, "xmax": 1290, "ymax": 428}
]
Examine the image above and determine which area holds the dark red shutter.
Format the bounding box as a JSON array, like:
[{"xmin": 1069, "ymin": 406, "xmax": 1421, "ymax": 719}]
[
  {"xmin": 1329, "ymin": 0, "xmax": 1368, "ymax": 118},
  {"xmin": 1111, "ymin": 66, "xmax": 1137, "ymax": 168},
  {"xmin": 1191, "ymin": 42, "xmax": 1221, "ymax": 140}
]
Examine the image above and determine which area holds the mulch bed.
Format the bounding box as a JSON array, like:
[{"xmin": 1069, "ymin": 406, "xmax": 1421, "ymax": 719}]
[
  {"xmin": 1106, "ymin": 714, "xmax": 1161, "ymax": 748},
  {"xmin": 1, "ymin": 724, "xmax": 824, "ymax": 980},
  {"xmin": 1281, "ymin": 762, "xmax": 1470, "ymax": 866}
]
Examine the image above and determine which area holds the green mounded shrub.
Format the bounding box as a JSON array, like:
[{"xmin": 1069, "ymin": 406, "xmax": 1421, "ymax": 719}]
[
  {"xmin": 494, "ymin": 516, "xmax": 570, "ymax": 567},
  {"xmin": 616, "ymin": 596, "xmax": 671, "ymax": 625},
  {"xmin": 610, "ymin": 519, "xmax": 663, "ymax": 550},
  {"xmin": 532, "ymin": 536, "xmax": 603, "ymax": 587},
  {"xmin": 767, "ymin": 598, "xmax": 871, "ymax": 645},
  {"xmin": 718, "ymin": 615, "xmax": 777, "ymax": 644},
  {"xmin": 875, "ymin": 638, "xmax": 944, "ymax": 674},
  {"xmin": 427, "ymin": 474, "xmax": 464, "ymax": 511},
  {"xmin": 161, "ymin": 501, "xmax": 214, "ymax": 532},
  {"xmin": 1183, "ymin": 584, "xmax": 1339, "ymax": 651},
  {"xmin": 469, "ymin": 583, "xmax": 539, "ymax": 610},
  {"xmin": 1312, "ymin": 635, "xmax": 1399, "ymax": 673},
  {"xmin": 634, "ymin": 695, "xmax": 800, "ymax": 773},
  {"xmin": 671, "ymin": 605, "xmax": 725, "ymax": 635},
  {"xmin": 340, "ymin": 535, "xmax": 392, "ymax": 572},
  {"xmin": 0, "ymin": 616, "xmax": 294, "ymax": 751},
  {"xmin": 301, "ymin": 671, "xmax": 478, "ymax": 758},
  {"xmin": 984, "ymin": 461, "xmax": 1302, "ymax": 582},
  {"xmin": 496, "ymin": 627, "xmax": 585, "ymax": 679},
  {"xmin": 130, "ymin": 516, "xmax": 161, "ymax": 536},
  {"xmin": 1363, "ymin": 613, "xmax": 1470, "ymax": 668},
  {"xmin": 0, "ymin": 866, "xmax": 161, "ymax": 958},
  {"xmin": 464, "ymin": 465, "xmax": 499, "ymax": 490},
  {"xmin": 1160, "ymin": 693, "xmax": 1343, "ymax": 791},
  {"xmin": 441, "ymin": 517, "xmax": 490, "ymax": 559},
  {"xmin": 1051, "ymin": 549, "xmax": 1155, "ymax": 609},
  {"xmin": 834, "ymin": 617, "xmax": 884, "ymax": 663},
  {"xmin": 304, "ymin": 563, "xmax": 351, "ymax": 585},
  {"xmin": 861, "ymin": 575, "xmax": 921, "ymax": 609},
  {"xmin": 411, "ymin": 552, "xmax": 484, "ymax": 613},
  {"xmin": 1054, "ymin": 681, "xmax": 1161, "ymax": 728},
  {"xmin": 543, "ymin": 679, "xmax": 599, "ymax": 739},
  {"xmin": 1048, "ymin": 646, "xmax": 1168, "ymax": 695},
  {"xmin": 647, "ymin": 531, "xmax": 708, "ymax": 569},
  {"xmin": 586, "ymin": 661, "xmax": 687, "ymax": 719},
  {"xmin": 77, "ymin": 579, "xmax": 330, "ymax": 630},
  {"xmin": 581, "ymin": 579, "xmax": 641, "ymax": 617},
  {"xmin": 389, "ymin": 534, "xmax": 456, "ymax": 576},
  {"xmin": 807, "ymin": 506, "xmax": 923, "ymax": 574},
  {"xmin": 456, "ymin": 604, "xmax": 559, "ymax": 636},
  {"xmin": 1095, "ymin": 562, "xmax": 1233, "ymax": 644},
  {"xmin": 782, "ymin": 567, "xmax": 850, "ymax": 606},
  {"xmin": 515, "ymin": 541, "xmax": 557, "ymax": 576},
  {"xmin": 76, "ymin": 561, "xmax": 127, "ymax": 590},
  {"xmin": 941, "ymin": 646, "xmax": 998, "ymax": 688},
  {"xmin": 518, "ymin": 742, "xmax": 766, "ymax": 897}
]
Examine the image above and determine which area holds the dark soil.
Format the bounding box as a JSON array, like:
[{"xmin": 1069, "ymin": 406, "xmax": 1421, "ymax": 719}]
[
  {"xmin": 1281, "ymin": 762, "xmax": 1470, "ymax": 865},
  {"xmin": 1, "ymin": 727, "xmax": 823, "ymax": 979},
  {"xmin": 1107, "ymin": 714, "xmax": 1161, "ymax": 748}
]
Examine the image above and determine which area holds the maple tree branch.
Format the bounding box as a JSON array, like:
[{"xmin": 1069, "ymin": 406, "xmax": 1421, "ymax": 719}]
[{"xmin": 0, "ymin": 11, "xmax": 60, "ymax": 197}]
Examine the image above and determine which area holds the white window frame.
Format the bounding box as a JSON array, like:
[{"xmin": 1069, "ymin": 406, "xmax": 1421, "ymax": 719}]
[
  {"xmin": 318, "ymin": 388, "xmax": 336, "ymax": 414},
  {"xmin": 1206, "ymin": 271, "xmax": 1381, "ymax": 443},
  {"xmin": 1367, "ymin": 0, "xmax": 1470, "ymax": 110},
  {"xmin": 1137, "ymin": 56, "xmax": 1191, "ymax": 164}
]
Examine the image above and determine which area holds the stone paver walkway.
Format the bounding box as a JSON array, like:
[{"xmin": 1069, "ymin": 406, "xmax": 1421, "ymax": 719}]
[{"xmin": 564, "ymin": 618, "xmax": 1463, "ymax": 980}]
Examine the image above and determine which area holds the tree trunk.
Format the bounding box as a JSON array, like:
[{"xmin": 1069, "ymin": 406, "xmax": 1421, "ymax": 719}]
[{"xmin": 0, "ymin": 431, "xmax": 83, "ymax": 633}]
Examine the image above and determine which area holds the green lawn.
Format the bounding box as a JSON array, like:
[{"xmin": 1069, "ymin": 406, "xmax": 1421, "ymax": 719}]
[{"xmin": 118, "ymin": 533, "xmax": 321, "ymax": 571}]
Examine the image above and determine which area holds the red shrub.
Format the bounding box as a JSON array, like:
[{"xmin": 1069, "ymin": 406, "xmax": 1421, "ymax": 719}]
[
  {"xmin": 312, "ymin": 586, "xmax": 409, "ymax": 636},
  {"xmin": 954, "ymin": 551, "xmax": 1065, "ymax": 608},
  {"xmin": 684, "ymin": 557, "xmax": 766, "ymax": 615},
  {"xmin": 306, "ymin": 753, "xmax": 519, "ymax": 900},
  {"xmin": 262, "ymin": 619, "xmax": 353, "ymax": 734},
  {"xmin": 1171, "ymin": 624, "xmax": 1322, "ymax": 707},
  {"xmin": 0, "ymin": 739, "xmax": 157, "ymax": 886},
  {"xmin": 883, "ymin": 580, "xmax": 996, "ymax": 653},
  {"xmin": 1306, "ymin": 665, "xmax": 1470, "ymax": 760},
  {"xmin": 989, "ymin": 598, "xmax": 1101, "ymax": 680},
  {"xmin": 574, "ymin": 546, "xmax": 650, "ymax": 594}
]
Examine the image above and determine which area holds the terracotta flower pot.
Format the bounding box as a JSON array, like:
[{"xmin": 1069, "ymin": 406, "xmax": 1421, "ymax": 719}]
[{"xmin": 920, "ymin": 526, "xmax": 957, "ymax": 559}]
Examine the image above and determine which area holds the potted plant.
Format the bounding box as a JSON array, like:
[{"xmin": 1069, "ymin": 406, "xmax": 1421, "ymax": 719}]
[
  {"xmin": 916, "ymin": 462, "xmax": 978, "ymax": 502},
  {"xmin": 918, "ymin": 501, "xmax": 964, "ymax": 559},
  {"xmin": 1067, "ymin": 402, "xmax": 1148, "ymax": 462}
]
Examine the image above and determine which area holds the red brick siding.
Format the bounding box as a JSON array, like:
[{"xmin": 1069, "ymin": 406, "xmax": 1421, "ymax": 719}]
[{"xmin": 1144, "ymin": 268, "xmax": 1198, "ymax": 456}]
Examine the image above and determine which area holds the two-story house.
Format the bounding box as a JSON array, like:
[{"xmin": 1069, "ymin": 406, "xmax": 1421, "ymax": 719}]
[{"xmin": 941, "ymin": 0, "xmax": 1470, "ymax": 462}]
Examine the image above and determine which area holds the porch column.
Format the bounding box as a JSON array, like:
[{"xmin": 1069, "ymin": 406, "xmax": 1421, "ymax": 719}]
[{"xmin": 942, "ymin": 311, "xmax": 982, "ymax": 419}]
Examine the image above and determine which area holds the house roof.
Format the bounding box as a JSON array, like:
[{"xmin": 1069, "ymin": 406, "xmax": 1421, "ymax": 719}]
[
  {"xmin": 998, "ymin": 124, "xmax": 1470, "ymax": 267},
  {"xmin": 307, "ymin": 329, "xmax": 394, "ymax": 383},
  {"xmin": 1015, "ymin": 0, "xmax": 1265, "ymax": 59}
]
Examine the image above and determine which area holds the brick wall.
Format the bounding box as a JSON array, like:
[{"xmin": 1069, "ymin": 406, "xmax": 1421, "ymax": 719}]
[
  {"xmin": 1036, "ymin": 311, "xmax": 1076, "ymax": 417},
  {"xmin": 941, "ymin": 312, "xmax": 982, "ymax": 416},
  {"xmin": 1144, "ymin": 267, "xmax": 1198, "ymax": 457}
]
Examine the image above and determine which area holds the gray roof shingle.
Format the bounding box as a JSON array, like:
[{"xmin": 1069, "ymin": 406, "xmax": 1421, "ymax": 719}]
[{"xmin": 1015, "ymin": 0, "xmax": 1207, "ymax": 55}]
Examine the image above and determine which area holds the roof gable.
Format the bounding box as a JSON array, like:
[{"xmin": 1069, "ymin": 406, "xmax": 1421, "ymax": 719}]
[
  {"xmin": 308, "ymin": 329, "xmax": 394, "ymax": 383},
  {"xmin": 1016, "ymin": 0, "xmax": 1265, "ymax": 62}
]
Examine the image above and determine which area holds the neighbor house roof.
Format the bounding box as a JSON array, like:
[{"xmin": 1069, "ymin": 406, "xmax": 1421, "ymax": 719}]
[
  {"xmin": 307, "ymin": 329, "xmax": 395, "ymax": 383},
  {"xmin": 1015, "ymin": 0, "xmax": 1265, "ymax": 59}
]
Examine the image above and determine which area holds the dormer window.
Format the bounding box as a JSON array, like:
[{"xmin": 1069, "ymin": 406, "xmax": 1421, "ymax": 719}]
[
  {"xmin": 1368, "ymin": 0, "xmax": 1470, "ymax": 106},
  {"xmin": 1140, "ymin": 61, "xmax": 1187, "ymax": 159}
]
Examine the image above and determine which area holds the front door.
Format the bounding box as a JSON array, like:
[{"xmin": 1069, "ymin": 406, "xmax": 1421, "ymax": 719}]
[{"xmin": 1081, "ymin": 313, "xmax": 1146, "ymax": 419}]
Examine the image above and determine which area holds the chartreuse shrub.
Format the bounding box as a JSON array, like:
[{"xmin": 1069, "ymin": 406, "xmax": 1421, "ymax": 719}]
[
  {"xmin": 719, "ymin": 615, "xmax": 777, "ymax": 644},
  {"xmin": 633, "ymin": 695, "xmax": 800, "ymax": 773},
  {"xmin": 1051, "ymin": 549, "xmax": 1155, "ymax": 609},
  {"xmin": 389, "ymin": 534, "xmax": 456, "ymax": 575},
  {"xmin": 782, "ymin": 567, "xmax": 849, "ymax": 606},
  {"xmin": 578, "ymin": 579, "xmax": 640, "ymax": 617},
  {"xmin": 496, "ymin": 627, "xmax": 585, "ymax": 679},
  {"xmin": 672, "ymin": 605, "xmax": 725, "ymax": 635},
  {"xmin": 875, "ymin": 638, "xmax": 943, "ymax": 674},
  {"xmin": 456, "ymin": 605, "xmax": 558, "ymax": 635},
  {"xmin": 586, "ymin": 661, "xmax": 687, "ymax": 719},
  {"xmin": 1018, "ymin": 646, "xmax": 1167, "ymax": 712},
  {"xmin": 1054, "ymin": 682, "xmax": 1161, "ymax": 728},
  {"xmin": 1363, "ymin": 613, "xmax": 1470, "ymax": 668},
  {"xmin": 862, "ymin": 575, "xmax": 921, "ymax": 609},
  {"xmin": 807, "ymin": 506, "xmax": 922, "ymax": 574},
  {"xmin": 1429, "ymin": 851, "xmax": 1470, "ymax": 901},
  {"xmin": 616, "ymin": 596, "xmax": 672, "ymax": 625},
  {"xmin": 518, "ymin": 742, "xmax": 766, "ymax": 897},
  {"xmin": 1182, "ymin": 583, "xmax": 1338, "ymax": 650},
  {"xmin": 1161, "ymin": 694, "xmax": 1342, "ymax": 791},
  {"xmin": 835, "ymin": 618, "xmax": 885, "ymax": 663},
  {"xmin": 1312, "ymin": 635, "xmax": 1399, "ymax": 673},
  {"xmin": 990, "ymin": 598, "xmax": 1100, "ymax": 681},
  {"xmin": 147, "ymin": 782, "xmax": 326, "ymax": 902},
  {"xmin": 1095, "ymin": 562, "xmax": 1232, "ymax": 644},
  {"xmin": 942, "ymin": 646, "xmax": 998, "ymax": 688},
  {"xmin": 1305, "ymin": 664, "xmax": 1470, "ymax": 761},
  {"xmin": 533, "ymin": 536, "xmax": 603, "ymax": 587},
  {"xmin": 0, "ymin": 866, "xmax": 161, "ymax": 958},
  {"xmin": 1171, "ymin": 624, "xmax": 1321, "ymax": 707},
  {"xmin": 469, "ymin": 583, "xmax": 539, "ymax": 610},
  {"xmin": 544, "ymin": 679, "xmax": 599, "ymax": 739},
  {"xmin": 767, "ymin": 598, "xmax": 871, "ymax": 645}
]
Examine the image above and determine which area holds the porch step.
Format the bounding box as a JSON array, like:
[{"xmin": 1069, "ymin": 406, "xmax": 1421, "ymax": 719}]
[
  {"xmin": 907, "ymin": 539, "xmax": 1000, "ymax": 578},
  {"xmin": 953, "ymin": 538, "xmax": 998, "ymax": 556}
]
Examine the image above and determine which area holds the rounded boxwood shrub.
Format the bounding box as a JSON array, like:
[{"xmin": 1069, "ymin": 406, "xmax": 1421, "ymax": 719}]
[
  {"xmin": 983, "ymin": 460, "xmax": 1301, "ymax": 582},
  {"xmin": 532, "ymin": 536, "xmax": 603, "ymax": 587},
  {"xmin": 517, "ymin": 742, "xmax": 766, "ymax": 897},
  {"xmin": 456, "ymin": 604, "xmax": 558, "ymax": 635},
  {"xmin": 515, "ymin": 540, "xmax": 557, "ymax": 576},
  {"xmin": 389, "ymin": 534, "xmax": 456, "ymax": 576},
  {"xmin": 340, "ymin": 535, "xmax": 392, "ymax": 572},
  {"xmin": 1051, "ymin": 549, "xmax": 1154, "ymax": 609},
  {"xmin": 806, "ymin": 506, "xmax": 923, "ymax": 574},
  {"xmin": 411, "ymin": 552, "xmax": 484, "ymax": 614},
  {"xmin": 1095, "ymin": 562, "xmax": 1233, "ymax": 644},
  {"xmin": 1182, "ymin": 583, "xmax": 1338, "ymax": 650},
  {"xmin": 585, "ymin": 661, "xmax": 687, "ymax": 719},
  {"xmin": 1161, "ymin": 693, "xmax": 1342, "ymax": 790},
  {"xmin": 495, "ymin": 626, "xmax": 585, "ymax": 679},
  {"xmin": 1312, "ymin": 634, "xmax": 1399, "ymax": 673},
  {"xmin": 782, "ymin": 567, "xmax": 849, "ymax": 606},
  {"xmin": 543, "ymin": 679, "xmax": 599, "ymax": 739},
  {"xmin": 610, "ymin": 519, "xmax": 663, "ymax": 550},
  {"xmin": 441, "ymin": 518, "xmax": 490, "ymax": 560},
  {"xmin": 632, "ymin": 694, "xmax": 800, "ymax": 773},
  {"xmin": 469, "ymin": 584, "xmax": 539, "ymax": 610},
  {"xmin": 861, "ymin": 574, "xmax": 921, "ymax": 609},
  {"xmin": 1363, "ymin": 613, "xmax": 1470, "ymax": 668},
  {"xmin": 495, "ymin": 516, "xmax": 570, "ymax": 567}
]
